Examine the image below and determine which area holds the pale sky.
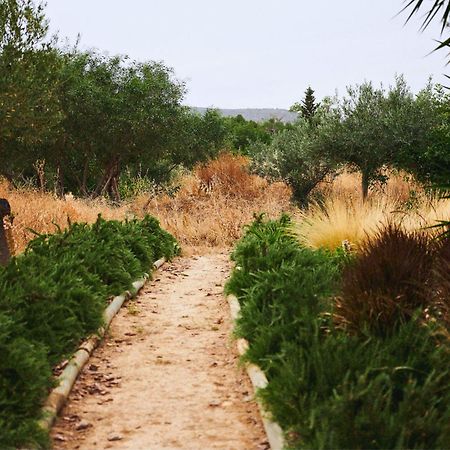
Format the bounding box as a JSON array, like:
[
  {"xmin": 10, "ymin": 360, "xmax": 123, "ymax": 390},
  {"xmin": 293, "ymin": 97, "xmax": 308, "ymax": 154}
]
[{"xmin": 44, "ymin": 0, "xmax": 447, "ymax": 109}]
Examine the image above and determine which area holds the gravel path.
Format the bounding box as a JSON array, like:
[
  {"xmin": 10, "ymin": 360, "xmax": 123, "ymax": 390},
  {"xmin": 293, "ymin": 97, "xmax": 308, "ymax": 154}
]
[{"xmin": 51, "ymin": 254, "xmax": 268, "ymax": 450}]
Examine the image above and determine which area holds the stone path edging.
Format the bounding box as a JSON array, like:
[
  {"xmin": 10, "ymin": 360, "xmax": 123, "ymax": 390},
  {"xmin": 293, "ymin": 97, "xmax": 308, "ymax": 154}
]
[
  {"xmin": 227, "ymin": 293, "xmax": 285, "ymax": 450},
  {"xmin": 39, "ymin": 257, "xmax": 166, "ymax": 432}
]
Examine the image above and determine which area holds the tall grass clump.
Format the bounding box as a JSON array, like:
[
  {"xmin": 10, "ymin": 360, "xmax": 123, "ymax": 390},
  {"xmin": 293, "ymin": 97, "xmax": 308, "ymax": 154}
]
[
  {"xmin": 296, "ymin": 171, "xmax": 450, "ymax": 251},
  {"xmin": 335, "ymin": 224, "xmax": 437, "ymax": 334},
  {"xmin": 227, "ymin": 215, "xmax": 450, "ymax": 449},
  {"xmin": 0, "ymin": 215, "xmax": 178, "ymax": 449},
  {"xmin": 0, "ymin": 179, "xmax": 129, "ymax": 254}
]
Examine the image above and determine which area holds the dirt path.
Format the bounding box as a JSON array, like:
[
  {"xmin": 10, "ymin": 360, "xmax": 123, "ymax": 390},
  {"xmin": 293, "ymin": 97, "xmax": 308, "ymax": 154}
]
[{"xmin": 51, "ymin": 254, "xmax": 268, "ymax": 450}]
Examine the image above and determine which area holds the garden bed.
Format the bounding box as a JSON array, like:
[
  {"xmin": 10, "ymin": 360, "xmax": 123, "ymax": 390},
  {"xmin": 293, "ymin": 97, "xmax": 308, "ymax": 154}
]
[
  {"xmin": 226, "ymin": 215, "xmax": 450, "ymax": 449},
  {"xmin": 0, "ymin": 215, "xmax": 178, "ymax": 449}
]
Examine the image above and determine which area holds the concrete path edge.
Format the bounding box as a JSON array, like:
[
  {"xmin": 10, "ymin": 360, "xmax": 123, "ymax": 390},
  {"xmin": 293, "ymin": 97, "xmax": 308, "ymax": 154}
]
[
  {"xmin": 227, "ymin": 294, "xmax": 285, "ymax": 450},
  {"xmin": 38, "ymin": 257, "xmax": 167, "ymax": 432}
]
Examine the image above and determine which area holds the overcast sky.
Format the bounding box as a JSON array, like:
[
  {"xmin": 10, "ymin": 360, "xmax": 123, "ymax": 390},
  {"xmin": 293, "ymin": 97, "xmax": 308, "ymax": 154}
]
[{"xmin": 44, "ymin": 0, "xmax": 447, "ymax": 109}]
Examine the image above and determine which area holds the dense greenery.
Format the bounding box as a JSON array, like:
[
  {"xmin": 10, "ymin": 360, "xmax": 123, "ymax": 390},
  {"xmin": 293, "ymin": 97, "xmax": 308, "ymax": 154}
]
[
  {"xmin": 0, "ymin": 215, "xmax": 178, "ymax": 449},
  {"xmin": 250, "ymin": 102, "xmax": 337, "ymax": 204},
  {"xmin": 3, "ymin": 0, "xmax": 448, "ymax": 205},
  {"xmin": 0, "ymin": 1, "xmax": 295, "ymax": 199},
  {"xmin": 224, "ymin": 114, "xmax": 293, "ymax": 154},
  {"xmin": 0, "ymin": 0, "xmax": 232, "ymax": 199},
  {"xmin": 226, "ymin": 216, "xmax": 450, "ymax": 449},
  {"xmin": 251, "ymin": 77, "xmax": 449, "ymax": 203}
]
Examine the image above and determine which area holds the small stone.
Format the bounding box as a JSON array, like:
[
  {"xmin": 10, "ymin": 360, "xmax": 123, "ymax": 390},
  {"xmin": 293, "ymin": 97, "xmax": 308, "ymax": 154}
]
[
  {"xmin": 107, "ymin": 433, "xmax": 123, "ymax": 441},
  {"xmin": 54, "ymin": 434, "xmax": 67, "ymax": 442},
  {"xmin": 75, "ymin": 420, "xmax": 91, "ymax": 431},
  {"xmin": 209, "ymin": 400, "xmax": 221, "ymax": 407}
]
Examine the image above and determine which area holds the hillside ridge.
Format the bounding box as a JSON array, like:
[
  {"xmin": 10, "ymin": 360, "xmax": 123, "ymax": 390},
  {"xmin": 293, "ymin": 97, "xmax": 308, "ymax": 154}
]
[{"xmin": 191, "ymin": 107, "xmax": 298, "ymax": 123}]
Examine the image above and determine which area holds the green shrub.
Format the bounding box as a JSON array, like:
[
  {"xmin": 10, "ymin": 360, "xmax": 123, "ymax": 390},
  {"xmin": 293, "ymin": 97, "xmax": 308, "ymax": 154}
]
[
  {"xmin": 0, "ymin": 313, "xmax": 52, "ymax": 449},
  {"xmin": 227, "ymin": 215, "xmax": 450, "ymax": 449},
  {"xmin": 0, "ymin": 215, "xmax": 178, "ymax": 449}
]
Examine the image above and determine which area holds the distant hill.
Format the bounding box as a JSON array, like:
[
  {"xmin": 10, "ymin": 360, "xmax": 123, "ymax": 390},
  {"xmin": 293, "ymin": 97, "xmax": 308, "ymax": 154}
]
[{"xmin": 192, "ymin": 107, "xmax": 298, "ymax": 123}]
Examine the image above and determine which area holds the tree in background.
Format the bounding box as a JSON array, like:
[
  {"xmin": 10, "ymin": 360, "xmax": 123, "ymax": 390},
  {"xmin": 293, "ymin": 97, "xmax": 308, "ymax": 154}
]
[
  {"xmin": 172, "ymin": 108, "xmax": 228, "ymax": 169},
  {"xmin": 325, "ymin": 77, "xmax": 439, "ymax": 198},
  {"xmin": 251, "ymin": 101, "xmax": 339, "ymax": 205},
  {"xmin": 253, "ymin": 77, "xmax": 442, "ymax": 202},
  {"xmin": 0, "ymin": 0, "xmax": 62, "ymax": 182},
  {"xmin": 396, "ymin": 88, "xmax": 450, "ymax": 185},
  {"xmin": 47, "ymin": 51, "xmax": 188, "ymax": 200},
  {"xmin": 290, "ymin": 86, "xmax": 320, "ymax": 121},
  {"xmin": 223, "ymin": 114, "xmax": 292, "ymax": 154}
]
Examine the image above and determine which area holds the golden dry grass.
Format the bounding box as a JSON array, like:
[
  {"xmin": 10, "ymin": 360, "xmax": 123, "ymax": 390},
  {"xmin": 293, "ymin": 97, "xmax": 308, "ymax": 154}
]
[
  {"xmin": 1, "ymin": 153, "xmax": 292, "ymax": 255},
  {"xmin": 0, "ymin": 181, "xmax": 128, "ymax": 254},
  {"xmin": 295, "ymin": 171, "xmax": 450, "ymax": 250},
  {"xmin": 132, "ymin": 154, "xmax": 293, "ymax": 254}
]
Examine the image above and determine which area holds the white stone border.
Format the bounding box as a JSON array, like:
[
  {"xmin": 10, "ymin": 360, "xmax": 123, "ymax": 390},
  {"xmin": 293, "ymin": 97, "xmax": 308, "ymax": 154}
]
[
  {"xmin": 39, "ymin": 257, "xmax": 166, "ymax": 431},
  {"xmin": 227, "ymin": 294, "xmax": 285, "ymax": 450}
]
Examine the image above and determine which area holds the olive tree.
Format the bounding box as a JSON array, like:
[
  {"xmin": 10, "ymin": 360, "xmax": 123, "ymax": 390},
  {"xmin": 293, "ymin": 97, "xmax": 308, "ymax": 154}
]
[
  {"xmin": 0, "ymin": 0, "xmax": 61, "ymax": 181},
  {"xmin": 251, "ymin": 102, "xmax": 339, "ymax": 205}
]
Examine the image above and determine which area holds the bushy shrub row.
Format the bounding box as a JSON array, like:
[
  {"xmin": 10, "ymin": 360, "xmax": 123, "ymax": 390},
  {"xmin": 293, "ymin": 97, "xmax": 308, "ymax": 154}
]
[
  {"xmin": 0, "ymin": 215, "xmax": 178, "ymax": 449},
  {"xmin": 226, "ymin": 215, "xmax": 450, "ymax": 449}
]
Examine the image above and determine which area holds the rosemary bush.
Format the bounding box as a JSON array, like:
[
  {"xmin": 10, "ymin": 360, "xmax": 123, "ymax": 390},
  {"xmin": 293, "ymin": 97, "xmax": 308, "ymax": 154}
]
[{"xmin": 0, "ymin": 215, "xmax": 178, "ymax": 449}]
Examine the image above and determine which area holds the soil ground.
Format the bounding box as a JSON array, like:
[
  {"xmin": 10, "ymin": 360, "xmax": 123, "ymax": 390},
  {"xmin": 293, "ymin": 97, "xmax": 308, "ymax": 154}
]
[{"xmin": 51, "ymin": 254, "xmax": 268, "ymax": 450}]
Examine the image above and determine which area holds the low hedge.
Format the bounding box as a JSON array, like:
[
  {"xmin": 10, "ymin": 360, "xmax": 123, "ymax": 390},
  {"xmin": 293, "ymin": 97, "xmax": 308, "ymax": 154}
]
[
  {"xmin": 226, "ymin": 215, "xmax": 450, "ymax": 449},
  {"xmin": 0, "ymin": 215, "xmax": 179, "ymax": 449}
]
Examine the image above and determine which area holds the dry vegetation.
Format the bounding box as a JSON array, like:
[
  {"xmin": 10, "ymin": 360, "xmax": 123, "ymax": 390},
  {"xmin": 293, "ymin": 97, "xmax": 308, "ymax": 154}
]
[
  {"xmin": 1, "ymin": 153, "xmax": 292, "ymax": 255},
  {"xmin": 295, "ymin": 171, "xmax": 450, "ymax": 250},
  {"xmin": 0, "ymin": 181, "xmax": 128, "ymax": 254},
  {"xmin": 6, "ymin": 156, "xmax": 447, "ymax": 257},
  {"xmin": 139, "ymin": 153, "xmax": 292, "ymax": 253}
]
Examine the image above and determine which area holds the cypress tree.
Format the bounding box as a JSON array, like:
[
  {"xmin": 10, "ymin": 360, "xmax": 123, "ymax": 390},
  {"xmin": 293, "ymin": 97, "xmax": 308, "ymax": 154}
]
[
  {"xmin": 290, "ymin": 86, "xmax": 320, "ymax": 121},
  {"xmin": 300, "ymin": 86, "xmax": 320, "ymax": 120}
]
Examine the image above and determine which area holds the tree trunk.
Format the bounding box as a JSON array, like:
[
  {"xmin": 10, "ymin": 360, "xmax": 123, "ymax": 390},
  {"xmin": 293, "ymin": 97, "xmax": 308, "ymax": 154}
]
[
  {"xmin": 80, "ymin": 157, "xmax": 89, "ymax": 197},
  {"xmin": 54, "ymin": 163, "xmax": 64, "ymax": 198},
  {"xmin": 0, "ymin": 199, "xmax": 11, "ymax": 266},
  {"xmin": 94, "ymin": 157, "xmax": 121, "ymax": 201},
  {"xmin": 361, "ymin": 170, "xmax": 370, "ymax": 200}
]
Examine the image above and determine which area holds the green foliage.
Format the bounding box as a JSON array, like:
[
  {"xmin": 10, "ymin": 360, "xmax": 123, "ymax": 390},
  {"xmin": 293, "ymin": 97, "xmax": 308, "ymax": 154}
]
[
  {"xmin": 252, "ymin": 76, "xmax": 445, "ymax": 201},
  {"xmin": 226, "ymin": 215, "xmax": 450, "ymax": 449},
  {"xmin": 250, "ymin": 105, "xmax": 338, "ymax": 205},
  {"xmin": 0, "ymin": 2, "xmax": 233, "ymax": 198},
  {"xmin": 290, "ymin": 86, "xmax": 320, "ymax": 121},
  {"xmin": 398, "ymin": 93, "xmax": 450, "ymax": 185},
  {"xmin": 177, "ymin": 108, "xmax": 228, "ymax": 167},
  {"xmin": 0, "ymin": 215, "xmax": 178, "ymax": 448},
  {"xmin": 331, "ymin": 77, "xmax": 439, "ymax": 198},
  {"xmin": 0, "ymin": 0, "xmax": 62, "ymax": 180},
  {"xmin": 0, "ymin": 313, "xmax": 51, "ymax": 449},
  {"xmin": 223, "ymin": 114, "xmax": 290, "ymax": 154}
]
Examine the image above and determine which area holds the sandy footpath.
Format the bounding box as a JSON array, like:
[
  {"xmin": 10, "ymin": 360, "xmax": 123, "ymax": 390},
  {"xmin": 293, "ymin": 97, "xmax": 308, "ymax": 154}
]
[{"xmin": 51, "ymin": 254, "xmax": 268, "ymax": 450}]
